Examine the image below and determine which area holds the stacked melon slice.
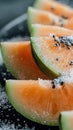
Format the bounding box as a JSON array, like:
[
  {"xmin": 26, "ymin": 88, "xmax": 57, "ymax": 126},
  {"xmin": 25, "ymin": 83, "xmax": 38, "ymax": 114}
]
[
  {"xmin": 28, "ymin": 0, "xmax": 73, "ymax": 31},
  {"xmin": 1, "ymin": 0, "xmax": 73, "ymax": 129}
]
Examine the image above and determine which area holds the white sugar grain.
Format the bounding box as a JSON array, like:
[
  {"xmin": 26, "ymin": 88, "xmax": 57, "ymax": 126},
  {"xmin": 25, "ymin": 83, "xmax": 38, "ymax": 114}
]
[
  {"xmin": 0, "ymin": 122, "xmax": 35, "ymax": 130},
  {"xmin": 0, "ymin": 49, "xmax": 3, "ymax": 65}
]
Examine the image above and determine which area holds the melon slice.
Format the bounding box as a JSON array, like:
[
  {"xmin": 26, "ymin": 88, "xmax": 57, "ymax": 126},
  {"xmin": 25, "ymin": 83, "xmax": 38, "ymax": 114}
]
[
  {"xmin": 6, "ymin": 79, "xmax": 73, "ymax": 125},
  {"xmin": 31, "ymin": 36, "xmax": 73, "ymax": 78},
  {"xmin": 31, "ymin": 24, "xmax": 73, "ymax": 37},
  {"xmin": 27, "ymin": 7, "xmax": 73, "ymax": 31},
  {"xmin": 59, "ymin": 111, "xmax": 73, "ymax": 130},
  {"xmin": 34, "ymin": 0, "xmax": 73, "ymax": 19},
  {"xmin": 27, "ymin": 7, "xmax": 66, "ymax": 31},
  {"xmin": 1, "ymin": 41, "xmax": 47, "ymax": 80}
]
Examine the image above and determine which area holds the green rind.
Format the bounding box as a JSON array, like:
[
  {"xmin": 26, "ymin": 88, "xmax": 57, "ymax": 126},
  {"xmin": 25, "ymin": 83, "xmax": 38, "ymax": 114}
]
[
  {"xmin": 27, "ymin": 7, "xmax": 32, "ymax": 32},
  {"xmin": 1, "ymin": 43, "xmax": 17, "ymax": 79},
  {"xmin": 6, "ymin": 80, "xmax": 34, "ymax": 123},
  {"xmin": 59, "ymin": 114, "xmax": 64, "ymax": 130},
  {"xmin": 27, "ymin": 7, "xmax": 45, "ymax": 32},
  {"xmin": 31, "ymin": 24, "xmax": 36, "ymax": 37},
  {"xmin": 6, "ymin": 80, "xmax": 58, "ymax": 126},
  {"xmin": 27, "ymin": 7, "xmax": 42, "ymax": 33},
  {"xmin": 31, "ymin": 24, "xmax": 42, "ymax": 37},
  {"xmin": 59, "ymin": 111, "xmax": 73, "ymax": 130},
  {"xmin": 31, "ymin": 37, "xmax": 60, "ymax": 79},
  {"xmin": 33, "ymin": 0, "xmax": 41, "ymax": 9},
  {"xmin": 60, "ymin": 115, "xmax": 66, "ymax": 130}
]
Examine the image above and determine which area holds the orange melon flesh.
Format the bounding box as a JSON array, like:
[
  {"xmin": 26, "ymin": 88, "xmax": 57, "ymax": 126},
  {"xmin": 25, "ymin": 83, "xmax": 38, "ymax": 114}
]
[
  {"xmin": 28, "ymin": 7, "xmax": 66, "ymax": 31},
  {"xmin": 1, "ymin": 41, "xmax": 47, "ymax": 80},
  {"xmin": 6, "ymin": 79, "xmax": 73, "ymax": 125},
  {"xmin": 31, "ymin": 36, "xmax": 73, "ymax": 78},
  {"xmin": 28, "ymin": 7, "xmax": 73, "ymax": 31},
  {"xmin": 31, "ymin": 24, "xmax": 73, "ymax": 37},
  {"xmin": 34, "ymin": 0, "xmax": 73, "ymax": 19},
  {"xmin": 65, "ymin": 17, "xmax": 73, "ymax": 30}
]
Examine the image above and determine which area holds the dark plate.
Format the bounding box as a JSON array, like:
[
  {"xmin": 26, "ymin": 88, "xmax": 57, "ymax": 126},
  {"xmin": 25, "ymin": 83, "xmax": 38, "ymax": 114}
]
[{"xmin": 0, "ymin": 0, "xmax": 73, "ymax": 129}]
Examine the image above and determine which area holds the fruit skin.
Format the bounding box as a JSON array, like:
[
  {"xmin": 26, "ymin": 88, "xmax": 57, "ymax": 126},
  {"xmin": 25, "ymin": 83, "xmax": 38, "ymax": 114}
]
[
  {"xmin": 6, "ymin": 80, "xmax": 57, "ymax": 126},
  {"xmin": 59, "ymin": 111, "xmax": 73, "ymax": 130},
  {"xmin": 31, "ymin": 35, "xmax": 73, "ymax": 79},
  {"xmin": 1, "ymin": 41, "xmax": 47, "ymax": 80},
  {"xmin": 27, "ymin": 7, "xmax": 31, "ymax": 32},
  {"xmin": 27, "ymin": 7, "xmax": 73, "ymax": 31},
  {"xmin": 31, "ymin": 37, "xmax": 60, "ymax": 79},
  {"xmin": 31, "ymin": 38, "xmax": 59, "ymax": 79},
  {"xmin": 31, "ymin": 24, "xmax": 73, "ymax": 37},
  {"xmin": 31, "ymin": 25, "xmax": 73, "ymax": 79},
  {"xmin": 34, "ymin": 0, "xmax": 73, "ymax": 19},
  {"xmin": 27, "ymin": 7, "xmax": 65, "ymax": 31},
  {"xmin": 5, "ymin": 79, "xmax": 73, "ymax": 126}
]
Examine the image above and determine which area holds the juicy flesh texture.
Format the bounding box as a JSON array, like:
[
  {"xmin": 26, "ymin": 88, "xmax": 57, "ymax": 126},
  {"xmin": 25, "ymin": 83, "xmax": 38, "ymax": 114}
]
[
  {"xmin": 32, "ymin": 24, "xmax": 73, "ymax": 37},
  {"xmin": 65, "ymin": 17, "xmax": 73, "ymax": 30},
  {"xmin": 1, "ymin": 41, "xmax": 47, "ymax": 79},
  {"xmin": 35, "ymin": 0, "xmax": 73, "ymax": 19},
  {"xmin": 28, "ymin": 8, "xmax": 73, "ymax": 31},
  {"xmin": 6, "ymin": 80, "xmax": 73, "ymax": 125},
  {"xmin": 32, "ymin": 37, "xmax": 73, "ymax": 75}
]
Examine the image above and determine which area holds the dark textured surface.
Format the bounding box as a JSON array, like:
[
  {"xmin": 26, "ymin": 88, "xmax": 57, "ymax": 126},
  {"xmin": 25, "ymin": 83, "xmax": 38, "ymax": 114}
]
[
  {"xmin": 0, "ymin": 0, "xmax": 73, "ymax": 129},
  {"xmin": 0, "ymin": 0, "xmax": 34, "ymax": 29}
]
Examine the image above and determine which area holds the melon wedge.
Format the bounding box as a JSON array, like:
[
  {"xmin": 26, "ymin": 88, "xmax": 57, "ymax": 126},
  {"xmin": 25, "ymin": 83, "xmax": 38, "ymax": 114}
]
[
  {"xmin": 6, "ymin": 79, "xmax": 73, "ymax": 125},
  {"xmin": 1, "ymin": 41, "xmax": 47, "ymax": 80},
  {"xmin": 34, "ymin": 0, "xmax": 73, "ymax": 19},
  {"xmin": 59, "ymin": 111, "xmax": 73, "ymax": 130},
  {"xmin": 27, "ymin": 7, "xmax": 66, "ymax": 31},
  {"xmin": 31, "ymin": 36, "xmax": 73, "ymax": 78},
  {"xmin": 27, "ymin": 8, "xmax": 73, "ymax": 31},
  {"xmin": 31, "ymin": 24, "xmax": 73, "ymax": 37}
]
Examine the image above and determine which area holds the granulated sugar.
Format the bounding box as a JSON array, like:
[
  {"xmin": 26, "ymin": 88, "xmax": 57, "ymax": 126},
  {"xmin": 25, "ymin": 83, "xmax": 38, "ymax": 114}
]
[
  {"xmin": 0, "ymin": 122, "xmax": 35, "ymax": 130},
  {"xmin": 0, "ymin": 86, "xmax": 8, "ymax": 106},
  {"xmin": 0, "ymin": 84, "xmax": 36, "ymax": 130}
]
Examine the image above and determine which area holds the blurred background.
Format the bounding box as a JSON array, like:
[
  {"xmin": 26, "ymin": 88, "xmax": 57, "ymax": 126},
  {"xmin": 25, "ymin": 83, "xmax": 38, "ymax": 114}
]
[
  {"xmin": 0, "ymin": 0, "xmax": 73, "ymax": 29},
  {"xmin": 0, "ymin": 0, "xmax": 34, "ymax": 29},
  {"xmin": 0, "ymin": 0, "xmax": 34, "ymax": 40},
  {"xmin": 0, "ymin": 0, "xmax": 73, "ymax": 40}
]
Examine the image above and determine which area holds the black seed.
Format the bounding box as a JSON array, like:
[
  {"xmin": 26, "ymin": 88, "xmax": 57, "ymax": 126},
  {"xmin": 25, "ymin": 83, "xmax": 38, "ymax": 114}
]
[
  {"xmin": 60, "ymin": 36, "xmax": 73, "ymax": 47},
  {"xmin": 61, "ymin": 16, "xmax": 68, "ymax": 19},
  {"xmin": 52, "ymin": 35, "xmax": 73, "ymax": 49},
  {"xmin": 51, "ymin": 81, "xmax": 56, "ymax": 89},
  {"xmin": 56, "ymin": 58, "xmax": 59, "ymax": 61},
  {"xmin": 51, "ymin": 78, "xmax": 64, "ymax": 88},
  {"xmin": 60, "ymin": 81, "xmax": 64, "ymax": 86},
  {"xmin": 67, "ymin": 46, "xmax": 70, "ymax": 50},
  {"xmin": 70, "ymin": 60, "xmax": 73, "ymax": 65},
  {"xmin": 52, "ymin": 34, "xmax": 56, "ymax": 38},
  {"xmin": 55, "ymin": 43, "xmax": 60, "ymax": 47},
  {"xmin": 52, "ymin": 84, "xmax": 55, "ymax": 89},
  {"xmin": 51, "ymin": 6, "xmax": 55, "ymax": 10},
  {"xmin": 53, "ymin": 36, "xmax": 60, "ymax": 43}
]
